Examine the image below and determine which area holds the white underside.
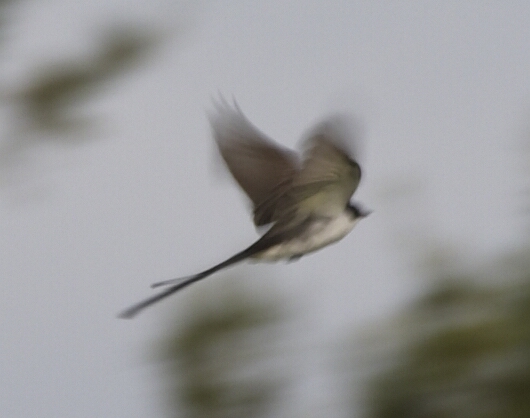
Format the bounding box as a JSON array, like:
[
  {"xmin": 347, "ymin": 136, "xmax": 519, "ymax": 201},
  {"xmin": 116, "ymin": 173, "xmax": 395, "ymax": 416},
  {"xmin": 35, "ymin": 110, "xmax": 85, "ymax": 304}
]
[{"xmin": 253, "ymin": 212, "xmax": 359, "ymax": 261}]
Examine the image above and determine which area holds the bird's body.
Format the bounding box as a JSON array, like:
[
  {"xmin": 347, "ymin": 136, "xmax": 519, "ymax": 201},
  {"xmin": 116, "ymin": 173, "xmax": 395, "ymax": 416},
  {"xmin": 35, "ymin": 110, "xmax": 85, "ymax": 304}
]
[
  {"xmin": 119, "ymin": 99, "xmax": 368, "ymax": 318},
  {"xmin": 253, "ymin": 209, "xmax": 360, "ymax": 261}
]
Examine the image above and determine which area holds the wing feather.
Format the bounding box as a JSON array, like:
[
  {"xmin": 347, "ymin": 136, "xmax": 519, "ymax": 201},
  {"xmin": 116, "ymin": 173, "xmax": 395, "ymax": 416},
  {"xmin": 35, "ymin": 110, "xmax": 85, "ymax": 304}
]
[
  {"xmin": 209, "ymin": 100, "xmax": 299, "ymax": 226},
  {"xmin": 275, "ymin": 115, "xmax": 361, "ymax": 218},
  {"xmin": 210, "ymin": 104, "xmax": 361, "ymax": 225}
]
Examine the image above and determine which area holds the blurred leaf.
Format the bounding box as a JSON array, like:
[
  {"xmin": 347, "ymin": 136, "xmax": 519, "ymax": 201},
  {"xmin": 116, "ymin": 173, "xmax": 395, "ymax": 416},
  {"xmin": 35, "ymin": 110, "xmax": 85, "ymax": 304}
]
[
  {"xmin": 98, "ymin": 27, "xmax": 161, "ymax": 75},
  {"xmin": 159, "ymin": 282, "xmax": 286, "ymax": 418},
  {"xmin": 361, "ymin": 260, "xmax": 530, "ymax": 418},
  {"xmin": 15, "ymin": 26, "xmax": 160, "ymax": 134}
]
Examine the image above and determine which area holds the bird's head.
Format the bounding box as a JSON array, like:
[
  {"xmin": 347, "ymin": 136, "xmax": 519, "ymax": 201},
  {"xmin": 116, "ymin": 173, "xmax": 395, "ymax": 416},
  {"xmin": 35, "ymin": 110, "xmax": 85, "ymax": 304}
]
[{"xmin": 348, "ymin": 202, "xmax": 371, "ymax": 219}]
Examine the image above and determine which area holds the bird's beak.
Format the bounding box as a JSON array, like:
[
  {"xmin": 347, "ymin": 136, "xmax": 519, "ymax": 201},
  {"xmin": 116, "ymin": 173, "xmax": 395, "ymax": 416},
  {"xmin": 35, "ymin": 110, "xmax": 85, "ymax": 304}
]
[{"xmin": 359, "ymin": 208, "xmax": 372, "ymax": 218}]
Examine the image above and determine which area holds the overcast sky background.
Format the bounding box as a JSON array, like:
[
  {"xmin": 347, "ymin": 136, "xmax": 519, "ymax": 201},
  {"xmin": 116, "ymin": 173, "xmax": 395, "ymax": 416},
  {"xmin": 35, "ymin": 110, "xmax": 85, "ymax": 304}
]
[{"xmin": 2, "ymin": 1, "xmax": 530, "ymax": 417}]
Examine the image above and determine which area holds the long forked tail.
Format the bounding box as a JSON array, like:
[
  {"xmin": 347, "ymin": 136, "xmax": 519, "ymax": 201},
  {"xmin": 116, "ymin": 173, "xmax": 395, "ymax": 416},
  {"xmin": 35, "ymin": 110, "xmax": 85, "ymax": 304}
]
[{"xmin": 118, "ymin": 247, "xmax": 254, "ymax": 319}]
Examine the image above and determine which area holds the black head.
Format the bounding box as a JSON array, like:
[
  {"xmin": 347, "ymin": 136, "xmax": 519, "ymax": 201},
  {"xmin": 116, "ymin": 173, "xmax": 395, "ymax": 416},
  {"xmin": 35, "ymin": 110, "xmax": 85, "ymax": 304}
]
[{"xmin": 347, "ymin": 202, "xmax": 371, "ymax": 219}]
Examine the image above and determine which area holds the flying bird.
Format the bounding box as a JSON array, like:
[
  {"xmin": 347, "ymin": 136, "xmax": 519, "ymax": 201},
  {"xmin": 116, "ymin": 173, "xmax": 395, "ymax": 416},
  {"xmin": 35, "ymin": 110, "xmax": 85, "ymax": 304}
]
[{"xmin": 119, "ymin": 100, "xmax": 369, "ymax": 318}]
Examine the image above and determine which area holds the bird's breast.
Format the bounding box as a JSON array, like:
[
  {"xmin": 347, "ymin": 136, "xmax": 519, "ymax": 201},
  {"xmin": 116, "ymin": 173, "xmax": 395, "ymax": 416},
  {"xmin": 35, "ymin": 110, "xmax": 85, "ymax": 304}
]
[{"xmin": 253, "ymin": 212, "xmax": 359, "ymax": 261}]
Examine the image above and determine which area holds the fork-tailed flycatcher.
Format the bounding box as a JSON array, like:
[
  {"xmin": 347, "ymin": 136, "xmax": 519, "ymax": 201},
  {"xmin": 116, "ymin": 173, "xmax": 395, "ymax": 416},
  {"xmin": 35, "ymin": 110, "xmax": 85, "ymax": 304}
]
[{"xmin": 119, "ymin": 99, "xmax": 368, "ymax": 318}]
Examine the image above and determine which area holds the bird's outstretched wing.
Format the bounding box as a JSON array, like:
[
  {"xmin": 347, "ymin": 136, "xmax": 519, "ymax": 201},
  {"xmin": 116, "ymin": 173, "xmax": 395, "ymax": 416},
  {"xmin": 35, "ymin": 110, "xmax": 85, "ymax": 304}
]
[
  {"xmin": 210, "ymin": 100, "xmax": 299, "ymax": 226},
  {"xmin": 266, "ymin": 115, "xmax": 361, "ymax": 220}
]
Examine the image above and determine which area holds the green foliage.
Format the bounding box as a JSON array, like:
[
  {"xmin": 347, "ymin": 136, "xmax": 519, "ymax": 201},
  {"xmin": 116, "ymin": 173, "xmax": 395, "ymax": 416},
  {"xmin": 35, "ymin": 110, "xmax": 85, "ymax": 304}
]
[
  {"xmin": 159, "ymin": 285, "xmax": 285, "ymax": 418},
  {"xmin": 0, "ymin": 2, "xmax": 162, "ymax": 170},
  {"xmin": 16, "ymin": 27, "xmax": 159, "ymax": 134},
  {"xmin": 363, "ymin": 260, "xmax": 530, "ymax": 418}
]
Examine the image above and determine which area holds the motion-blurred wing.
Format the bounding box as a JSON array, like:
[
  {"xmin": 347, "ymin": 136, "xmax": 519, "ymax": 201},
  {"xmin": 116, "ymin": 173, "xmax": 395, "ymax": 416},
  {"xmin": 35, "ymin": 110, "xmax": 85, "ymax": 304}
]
[
  {"xmin": 210, "ymin": 100, "xmax": 299, "ymax": 226},
  {"xmin": 278, "ymin": 115, "xmax": 361, "ymax": 218}
]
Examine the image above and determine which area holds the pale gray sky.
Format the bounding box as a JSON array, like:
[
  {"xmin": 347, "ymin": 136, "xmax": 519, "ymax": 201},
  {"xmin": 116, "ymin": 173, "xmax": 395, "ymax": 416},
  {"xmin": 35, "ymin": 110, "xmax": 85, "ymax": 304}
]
[{"xmin": 2, "ymin": 1, "xmax": 529, "ymax": 417}]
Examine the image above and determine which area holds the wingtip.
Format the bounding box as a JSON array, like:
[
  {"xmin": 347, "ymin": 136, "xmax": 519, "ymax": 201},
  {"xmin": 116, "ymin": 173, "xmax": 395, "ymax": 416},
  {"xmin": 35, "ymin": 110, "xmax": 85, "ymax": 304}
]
[
  {"xmin": 303, "ymin": 112, "xmax": 362, "ymax": 159},
  {"xmin": 209, "ymin": 94, "xmax": 235, "ymax": 123},
  {"xmin": 209, "ymin": 93, "xmax": 239, "ymax": 116}
]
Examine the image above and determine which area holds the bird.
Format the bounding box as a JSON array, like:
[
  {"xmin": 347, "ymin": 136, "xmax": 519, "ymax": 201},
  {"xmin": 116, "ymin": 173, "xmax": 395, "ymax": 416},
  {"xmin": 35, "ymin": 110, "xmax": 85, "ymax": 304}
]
[{"xmin": 118, "ymin": 99, "xmax": 369, "ymax": 318}]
